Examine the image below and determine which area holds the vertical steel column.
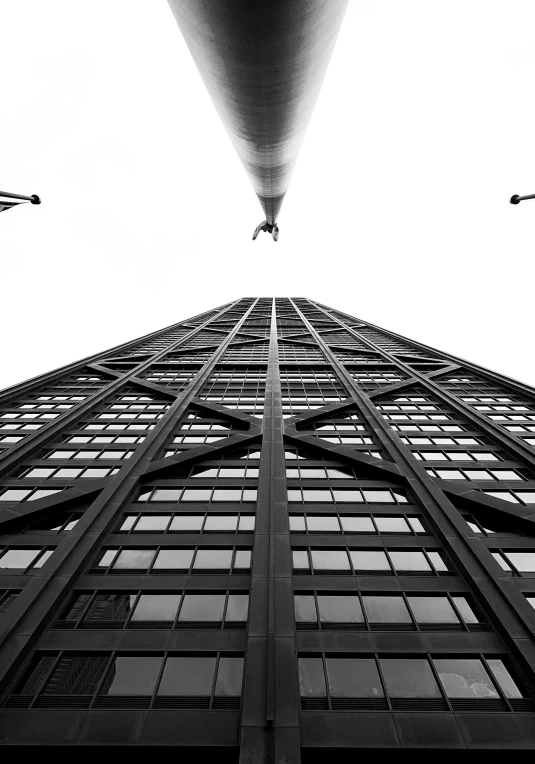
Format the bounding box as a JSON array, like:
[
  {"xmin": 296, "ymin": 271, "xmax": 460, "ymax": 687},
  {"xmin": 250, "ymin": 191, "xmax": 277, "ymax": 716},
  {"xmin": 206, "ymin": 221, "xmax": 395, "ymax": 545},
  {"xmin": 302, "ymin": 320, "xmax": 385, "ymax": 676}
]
[{"xmin": 239, "ymin": 299, "xmax": 300, "ymax": 764}]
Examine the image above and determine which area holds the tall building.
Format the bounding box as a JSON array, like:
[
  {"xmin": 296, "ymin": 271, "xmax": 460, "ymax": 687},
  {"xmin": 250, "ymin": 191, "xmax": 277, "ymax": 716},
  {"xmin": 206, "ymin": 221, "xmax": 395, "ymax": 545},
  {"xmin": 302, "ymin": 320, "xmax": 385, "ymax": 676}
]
[{"xmin": 0, "ymin": 297, "xmax": 535, "ymax": 757}]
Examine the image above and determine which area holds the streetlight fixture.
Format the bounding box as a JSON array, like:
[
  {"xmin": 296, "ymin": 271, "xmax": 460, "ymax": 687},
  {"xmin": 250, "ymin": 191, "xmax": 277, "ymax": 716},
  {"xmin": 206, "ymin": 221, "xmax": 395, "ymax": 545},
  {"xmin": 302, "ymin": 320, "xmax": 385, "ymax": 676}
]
[
  {"xmin": 0, "ymin": 191, "xmax": 41, "ymax": 213},
  {"xmin": 510, "ymin": 193, "xmax": 535, "ymax": 205}
]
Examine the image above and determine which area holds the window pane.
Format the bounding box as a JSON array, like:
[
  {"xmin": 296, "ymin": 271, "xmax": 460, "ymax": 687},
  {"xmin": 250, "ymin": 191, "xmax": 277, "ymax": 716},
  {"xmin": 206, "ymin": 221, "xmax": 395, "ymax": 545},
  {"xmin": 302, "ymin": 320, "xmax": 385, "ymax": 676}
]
[
  {"xmin": 214, "ymin": 657, "xmax": 244, "ymax": 696},
  {"xmin": 380, "ymin": 658, "xmax": 441, "ymax": 698},
  {"xmin": 452, "ymin": 596, "xmax": 479, "ymax": 624},
  {"xmin": 293, "ymin": 551, "xmax": 309, "ymax": 570},
  {"xmin": 193, "ymin": 549, "xmax": 233, "ymax": 569},
  {"xmin": 179, "ymin": 594, "xmax": 225, "ymax": 621},
  {"xmin": 427, "ymin": 551, "xmax": 448, "ymax": 572},
  {"xmin": 43, "ymin": 655, "xmax": 108, "ymax": 695},
  {"xmin": 238, "ymin": 516, "xmax": 255, "ymax": 531},
  {"xmin": 150, "ymin": 489, "xmax": 182, "ymax": 502},
  {"xmin": 389, "ymin": 551, "xmax": 431, "ymax": 572},
  {"xmin": 204, "ymin": 515, "xmax": 238, "ymax": 531},
  {"xmin": 363, "ymin": 491, "xmax": 394, "ymax": 503},
  {"xmin": 311, "ymin": 550, "xmax": 349, "ymax": 571},
  {"xmin": 340, "ymin": 516, "xmax": 374, "ymax": 533},
  {"xmin": 131, "ymin": 594, "xmax": 181, "ymax": 621},
  {"xmin": 181, "ymin": 489, "xmax": 212, "ymax": 502},
  {"xmin": 362, "ymin": 595, "xmax": 411, "ymax": 623},
  {"xmin": 487, "ymin": 659, "xmax": 523, "ymax": 698},
  {"xmin": 317, "ymin": 595, "xmax": 364, "ymax": 623},
  {"xmin": 407, "ymin": 518, "xmax": 426, "ymax": 533},
  {"xmin": 349, "ymin": 550, "xmax": 390, "ymax": 571},
  {"xmin": 289, "ymin": 516, "xmax": 306, "ymax": 532},
  {"xmin": 157, "ymin": 656, "xmax": 216, "ymax": 696},
  {"xmin": 0, "ymin": 549, "xmax": 40, "ymax": 569},
  {"xmin": 298, "ymin": 657, "xmax": 326, "ymax": 696},
  {"xmin": 326, "ymin": 658, "xmax": 384, "ymax": 697},
  {"xmin": 104, "ymin": 656, "xmax": 163, "ymax": 695},
  {"xmin": 303, "ymin": 490, "xmax": 332, "ymax": 502},
  {"xmin": 153, "ymin": 549, "xmax": 194, "ymax": 570},
  {"xmin": 332, "ymin": 490, "xmax": 363, "ymax": 503},
  {"xmin": 504, "ymin": 552, "xmax": 535, "ymax": 572},
  {"xmin": 306, "ymin": 516, "xmax": 339, "ymax": 532},
  {"xmin": 135, "ymin": 515, "xmax": 170, "ymax": 531},
  {"xmin": 213, "ymin": 489, "xmax": 242, "ymax": 502},
  {"xmin": 408, "ymin": 596, "xmax": 459, "ymax": 623},
  {"xmin": 294, "ymin": 595, "xmax": 317, "ymax": 623},
  {"xmin": 169, "ymin": 515, "xmax": 204, "ymax": 531},
  {"xmin": 234, "ymin": 550, "xmax": 251, "ymax": 569},
  {"xmin": 226, "ymin": 594, "xmax": 249, "ymax": 622},
  {"xmin": 112, "ymin": 549, "xmax": 155, "ymax": 569},
  {"xmin": 375, "ymin": 517, "xmax": 410, "ymax": 533},
  {"xmin": 84, "ymin": 593, "xmax": 132, "ymax": 623},
  {"xmin": 433, "ymin": 659, "xmax": 498, "ymax": 698}
]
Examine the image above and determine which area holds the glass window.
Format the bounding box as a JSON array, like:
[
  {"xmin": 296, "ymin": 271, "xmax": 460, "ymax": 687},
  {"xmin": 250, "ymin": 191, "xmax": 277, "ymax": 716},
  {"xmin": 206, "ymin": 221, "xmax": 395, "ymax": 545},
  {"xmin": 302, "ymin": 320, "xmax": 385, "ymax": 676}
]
[
  {"xmin": 350, "ymin": 550, "xmax": 390, "ymax": 571},
  {"xmin": 153, "ymin": 549, "xmax": 194, "ymax": 570},
  {"xmin": 433, "ymin": 659, "xmax": 498, "ymax": 698},
  {"xmin": 131, "ymin": 594, "xmax": 181, "ymax": 621},
  {"xmin": 0, "ymin": 549, "xmax": 41, "ymax": 569},
  {"xmin": 293, "ymin": 551, "xmax": 309, "ymax": 570},
  {"xmin": 326, "ymin": 658, "xmax": 384, "ymax": 697},
  {"xmin": 135, "ymin": 515, "xmax": 170, "ymax": 532},
  {"xmin": 504, "ymin": 552, "xmax": 535, "ymax": 572},
  {"xmin": 362, "ymin": 595, "xmax": 411, "ymax": 623},
  {"xmin": 84, "ymin": 593, "xmax": 132, "ymax": 623},
  {"xmin": 43, "ymin": 655, "xmax": 108, "ymax": 695},
  {"xmin": 295, "ymin": 594, "xmax": 317, "ymax": 622},
  {"xmin": 226, "ymin": 594, "xmax": 249, "ymax": 622},
  {"xmin": 307, "ymin": 516, "xmax": 339, "ymax": 532},
  {"xmin": 487, "ymin": 659, "xmax": 523, "ymax": 698},
  {"xmin": 374, "ymin": 517, "xmax": 410, "ymax": 533},
  {"xmin": 158, "ymin": 656, "xmax": 216, "ymax": 696},
  {"xmin": 408, "ymin": 596, "xmax": 459, "ymax": 623},
  {"xmin": 193, "ymin": 549, "xmax": 233, "ymax": 569},
  {"xmin": 169, "ymin": 515, "xmax": 203, "ymax": 532},
  {"xmin": 179, "ymin": 594, "xmax": 225, "ymax": 621},
  {"xmin": 299, "ymin": 657, "xmax": 326, "ymax": 696},
  {"xmin": 112, "ymin": 549, "xmax": 155, "ymax": 570},
  {"xmin": 214, "ymin": 657, "xmax": 244, "ymax": 696},
  {"xmin": 204, "ymin": 515, "xmax": 238, "ymax": 532},
  {"xmin": 104, "ymin": 656, "xmax": 163, "ymax": 695},
  {"xmin": 317, "ymin": 595, "xmax": 364, "ymax": 623},
  {"xmin": 303, "ymin": 490, "xmax": 333, "ymax": 503},
  {"xmin": 340, "ymin": 516, "xmax": 374, "ymax": 533},
  {"xmin": 151, "ymin": 489, "xmax": 182, "ymax": 502},
  {"xmin": 380, "ymin": 658, "xmax": 441, "ymax": 698},
  {"xmin": 362, "ymin": 490, "xmax": 395, "ymax": 503},
  {"xmin": 181, "ymin": 489, "xmax": 212, "ymax": 502},
  {"xmin": 452, "ymin": 596, "xmax": 479, "ymax": 623},
  {"xmin": 311, "ymin": 550, "xmax": 349, "ymax": 571}
]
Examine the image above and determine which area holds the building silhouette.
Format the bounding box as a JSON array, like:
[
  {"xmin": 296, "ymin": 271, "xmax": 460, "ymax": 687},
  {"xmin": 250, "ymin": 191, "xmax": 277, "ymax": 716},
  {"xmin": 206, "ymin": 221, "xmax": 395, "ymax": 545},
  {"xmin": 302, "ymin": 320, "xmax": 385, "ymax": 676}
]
[{"xmin": 0, "ymin": 297, "xmax": 535, "ymax": 757}]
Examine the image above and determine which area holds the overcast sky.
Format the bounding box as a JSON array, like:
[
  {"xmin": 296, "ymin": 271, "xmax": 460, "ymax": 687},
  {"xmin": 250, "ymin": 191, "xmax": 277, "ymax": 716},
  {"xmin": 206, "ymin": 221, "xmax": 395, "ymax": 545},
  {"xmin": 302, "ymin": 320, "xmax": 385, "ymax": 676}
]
[{"xmin": 1, "ymin": 1, "xmax": 534, "ymax": 392}]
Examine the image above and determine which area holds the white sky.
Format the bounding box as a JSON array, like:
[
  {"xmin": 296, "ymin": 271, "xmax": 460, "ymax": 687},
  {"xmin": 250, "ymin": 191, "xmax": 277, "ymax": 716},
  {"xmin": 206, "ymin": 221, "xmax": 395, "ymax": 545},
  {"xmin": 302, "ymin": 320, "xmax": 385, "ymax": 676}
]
[{"xmin": 1, "ymin": 1, "xmax": 534, "ymax": 392}]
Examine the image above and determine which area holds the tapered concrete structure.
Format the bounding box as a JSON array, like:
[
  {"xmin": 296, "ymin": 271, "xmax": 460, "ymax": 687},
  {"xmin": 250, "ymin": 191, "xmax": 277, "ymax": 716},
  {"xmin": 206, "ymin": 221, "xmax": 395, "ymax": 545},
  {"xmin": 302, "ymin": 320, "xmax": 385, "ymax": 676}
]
[{"xmin": 168, "ymin": 1, "xmax": 348, "ymax": 224}]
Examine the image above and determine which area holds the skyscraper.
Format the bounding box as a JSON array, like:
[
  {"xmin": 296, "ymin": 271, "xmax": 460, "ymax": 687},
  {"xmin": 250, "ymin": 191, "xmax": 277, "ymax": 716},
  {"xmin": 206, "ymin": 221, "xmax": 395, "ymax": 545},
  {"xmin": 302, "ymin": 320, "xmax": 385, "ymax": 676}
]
[{"xmin": 0, "ymin": 297, "xmax": 535, "ymax": 757}]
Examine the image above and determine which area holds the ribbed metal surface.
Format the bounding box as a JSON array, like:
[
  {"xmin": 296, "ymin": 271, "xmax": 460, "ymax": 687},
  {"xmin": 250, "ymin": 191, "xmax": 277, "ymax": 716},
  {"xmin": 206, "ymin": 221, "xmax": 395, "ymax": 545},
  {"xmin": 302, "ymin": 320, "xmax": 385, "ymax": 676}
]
[{"xmin": 168, "ymin": 0, "xmax": 348, "ymax": 224}]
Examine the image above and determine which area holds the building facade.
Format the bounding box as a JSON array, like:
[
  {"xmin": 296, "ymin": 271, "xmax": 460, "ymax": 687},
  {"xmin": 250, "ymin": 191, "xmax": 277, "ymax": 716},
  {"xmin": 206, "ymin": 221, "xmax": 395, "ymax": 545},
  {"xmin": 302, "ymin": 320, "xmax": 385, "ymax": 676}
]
[{"xmin": 0, "ymin": 297, "xmax": 535, "ymax": 757}]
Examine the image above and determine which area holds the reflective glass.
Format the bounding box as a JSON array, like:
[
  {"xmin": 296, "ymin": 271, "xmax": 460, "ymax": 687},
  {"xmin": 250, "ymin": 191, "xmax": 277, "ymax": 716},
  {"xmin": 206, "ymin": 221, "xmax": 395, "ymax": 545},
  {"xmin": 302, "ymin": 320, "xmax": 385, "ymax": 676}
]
[
  {"xmin": 299, "ymin": 657, "xmax": 326, "ymax": 696},
  {"xmin": 105, "ymin": 656, "xmax": 163, "ymax": 695},
  {"xmin": 433, "ymin": 659, "xmax": 498, "ymax": 698},
  {"xmin": 132, "ymin": 594, "xmax": 181, "ymax": 621},
  {"xmin": 193, "ymin": 549, "xmax": 233, "ymax": 569},
  {"xmin": 326, "ymin": 658, "xmax": 384, "ymax": 697},
  {"xmin": 307, "ymin": 516, "xmax": 339, "ymax": 532},
  {"xmin": 294, "ymin": 595, "xmax": 317, "ymax": 622},
  {"xmin": 158, "ymin": 656, "xmax": 216, "ymax": 696},
  {"xmin": 340, "ymin": 516, "xmax": 374, "ymax": 533},
  {"xmin": 374, "ymin": 517, "xmax": 410, "ymax": 533},
  {"xmin": 153, "ymin": 549, "xmax": 194, "ymax": 569},
  {"xmin": 381, "ymin": 658, "xmax": 441, "ymax": 697},
  {"xmin": 0, "ymin": 549, "xmax": 40, "ymax": 569},
  {"xmin": 362, "ymin": 595, "xmax": 411, "ymax": 623},
  {"xmin": 311, "ymin": 550, "xmax": 349, "ymax": 571},
  {"xmin": 452, "ymin": 596, "xmax": 479, "ymax": 623},
  {"xmin": 43, "ymin": 655, "xmax": 108, "ymax": 695},
  {"xmin": 504, "ymin": 552, "xmax": 535, "ymax": 572},
  {"xmin": 349, "ymin": 550, "xmax": 390, "ymax": 571},
  {"xmin": 112, "ymin": 549, "xmax": 155, "ymax": 569},
  {"xmin": 204, "ymin": 515, "xmax": 238, "ymax": 531},
  {"xmin": 226, "ymin": 594, "xmax": 249, "ymax": 622},
  {"xmin": 179, "ymin": 594, "xmax": 225, "ymax": 621},
  {"xmin": 408, "ymin": 596, "xmax": 459, "ymax": 623},
  {"xmin": 169, "ymin": 515, "xmax": 204, "ymax": 531},
  {"xmin": 487, "ymin": 659, "xmax": 523, "ymax": 698},
  {"xmin": 135, "ymin": 515, "xmax": 170, "ymax": 531},
  {"xmin": 317, "ymin": 595, "xmax": 364, "ymax": 623},
  {"xmin": 214, "ymin": 657, "xmax": 244, "ymax": 696},
  {"xmin": 389, "ymin": 551, "xmax": 431, "ymax": 572}
]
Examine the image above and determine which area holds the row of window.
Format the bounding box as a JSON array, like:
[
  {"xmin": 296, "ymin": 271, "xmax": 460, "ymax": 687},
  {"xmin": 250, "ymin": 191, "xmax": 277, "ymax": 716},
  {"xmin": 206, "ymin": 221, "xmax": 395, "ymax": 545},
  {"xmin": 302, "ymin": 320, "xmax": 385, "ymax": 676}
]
[
  {"xmin": 44, "ymin": 448, "xmax": 134, "ymax": 460},
  {"xmin": 96, "ymin": 547, "xmax": 252, "ymax": 574},
  {"xmin": 292, "ymin": 548, "xmax": 449, "ymax": 575},
  {"xmin": 9, "ymin": 652, "xmax": 244, "ymax": 708},
  {"xmin": 58, "ymin": 590, "xmax": 249, "ymax": 629},
  {"xmin": 66, "ymin": 434, "xmax": 146, "ymax": 445},
  {"xmin": 425, "ymin": 468, "xmax": 525, "ymax": 482},
  {"xmin": 298, "ymin": 655, "xmax": 526, "ymax": 706},
  {"xmin": 137, "ymin": 487, "xmax": 258, "ymax": 503},
  {"xmin": 18, "ymin": 466, "xmax": 121, "ymax": 480},
  {"xmin": 287, "ymin": 488, "xmax": 408, "ymax": 504},
  {"xmin": 119, "ymin": 513, "xmax": 255, "ymax": 534},
  {"xmin": 289, "ymin": 514, "xmax": 425, "ymax": 535},
  {"xmin": 413, "ymin": 450, "xmax": 499, "ymax": 462},
  {"xmin": 294, "ymin": 592, "xmax": 479, "ymax": 629}
]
